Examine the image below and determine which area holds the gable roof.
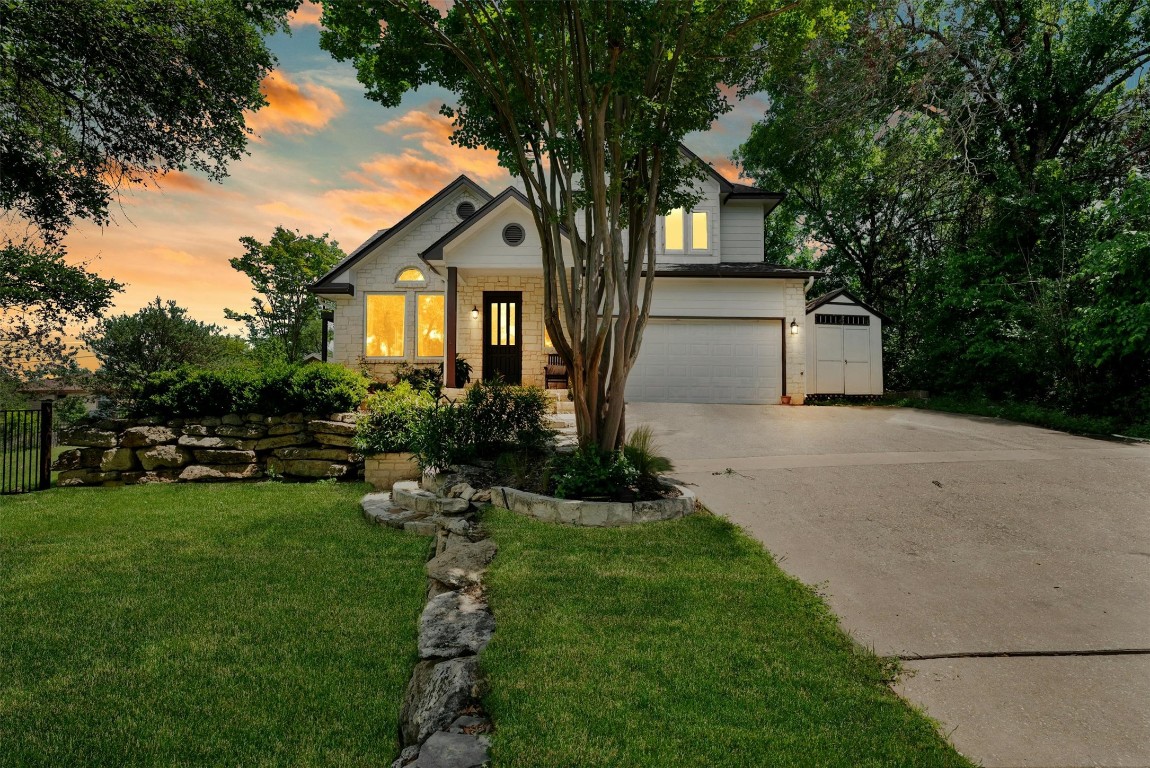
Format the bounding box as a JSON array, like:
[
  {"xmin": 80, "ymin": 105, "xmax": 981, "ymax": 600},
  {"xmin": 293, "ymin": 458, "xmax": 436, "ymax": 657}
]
[
  {"xmin": 419, "ymin": 186, "xmax": 570, "ymax": 262},
  {"xmin": 805, "ymin": 287, "xmax": 892, "ymax": 323},
  {"xmin": 311, "ymin": 175, "xmax": 492, "ymax": 294},
  {"xmin": 677, "ymin": 144, "xmax": 785, "ymax": 211}
]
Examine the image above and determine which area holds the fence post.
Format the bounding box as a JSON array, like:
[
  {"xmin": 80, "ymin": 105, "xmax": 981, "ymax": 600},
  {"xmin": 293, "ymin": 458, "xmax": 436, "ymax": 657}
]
[{"xmin": 39, "ymin": 400, "xmax": 53, "ymax": 491}]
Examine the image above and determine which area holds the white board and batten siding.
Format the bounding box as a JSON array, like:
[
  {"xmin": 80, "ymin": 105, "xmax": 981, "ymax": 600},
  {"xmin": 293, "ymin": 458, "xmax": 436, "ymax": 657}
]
[
  {"xmin": 626, "ymin": 277, "xmax": 808, "ymax": 405},
  {"xmin": 805, "ymin": 299, "xmax": 884, "ymax": 395}
]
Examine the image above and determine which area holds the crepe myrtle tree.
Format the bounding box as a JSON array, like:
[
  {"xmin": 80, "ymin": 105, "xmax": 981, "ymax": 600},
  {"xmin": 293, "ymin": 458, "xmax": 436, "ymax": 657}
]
[{"xmin": 319, "ymin": 0, "xmax": 842, "ymax": 451}]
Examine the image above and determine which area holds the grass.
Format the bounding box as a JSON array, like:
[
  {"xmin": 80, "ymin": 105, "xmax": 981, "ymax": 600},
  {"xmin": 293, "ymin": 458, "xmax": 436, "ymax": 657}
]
[
  {"xmin": 480, "ymin": 508, "xmax": 974, "ymax": 768},
  {"xmin": 0, "ymin": 482, "xmax": 430, "ymax": 767}
]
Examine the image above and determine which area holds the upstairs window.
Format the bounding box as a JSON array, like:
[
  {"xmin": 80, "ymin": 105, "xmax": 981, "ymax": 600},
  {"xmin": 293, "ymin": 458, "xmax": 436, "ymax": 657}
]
[{"xmin": 663, "ymin": 208, "xmax": 709, "ymax": 252}]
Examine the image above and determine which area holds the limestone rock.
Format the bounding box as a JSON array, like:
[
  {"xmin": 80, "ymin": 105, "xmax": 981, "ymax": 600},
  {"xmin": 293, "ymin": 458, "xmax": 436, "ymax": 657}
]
[
  {"xmin": 362, "ymin": 494, "xmax": 430, "ymax": 528},
  {"xmin": 395, "ymin": 487, "xmax": 470, "ymax": 516},
  {"xmin": 244, "ymin": 413, "xmax": 265, "ymax": 423},
  {"xmin": 215, "ymin": 423, "xmax": 266, "ymax": 439},
  {"xmin": 282, "ymin": 412, "xmax": 305, "ymax": 424},
  {"xmin": 447, "ymin": 483, "xmax": 476, "ymax": 502},
  {"xmin": 448, "ymin": 715, "xmax": 490, "ymax": 734},
  {"xmin": 404, "ymin": 520, "xmax": 438, "ymax": 536},
  {"xmin": 177, "ymin": 435, "xmax": 256, "ymax": 450},
  {"xmin": 126, "ymin": 470, "xmax": 179, "ymax": 484},
  {"xmin": 308, "ymin": 419, "xmax": 357, "ymax": 436},
  {"xmin": 471, "ymin": 489, "xmax": 492, "ymax": 504},
  {"xmin": 425, "ymin": 539, "xmax": 498, "ymax": 589},
  {"xmin": 178, "ymin": 463, "xmax": 262, "ymax": 482},
  {"xmin": 391, "ymin": 745, "xmax": 421, "ymax": 768},
  {"xmin": 418, "ymin": 590, "xmax": 494, "ymax": 660},
  {"xmin": 275, "ymin": 447, "xmax": 352, "ymax": 462},
  {"xmin": 412, "ymin": 731, "xmax": 490, "ymax": 768},
  {"xmin": 400, "ymin": 657, "xmax": 480, "ymax": 746},
  {"xmin": 182, "ymin": 424, "xmax": 212, "ymax": 437},
  {"xmin": 327, "ymin": 412, "xmax": 360, "ymax": 424},
  {"xmin": 192, "ymin": 449, "xmax": 257, "ymax": 465},
  {"xmin": 52, "ymin": 448, "xmax": 82, "ymax": 471},
  {"xmin": 201, "ymin": 416, "xmax": 222, "ymax": 427},
  {"xmin": 120, "ymin": 426, "xmax": 177, "ymax": 448},
  {"xmin": 266, "ymin": 458, "xmax": 349, "ymax": 479},
  {"xmin": 136, "ymin": 444, "xmax": 192, "ymax": 470},
  {"xmin": 99, "ymin": 447, "xmax": 137, "ymax": 471},
  {"xmin": 221, "ymin": 414, "xmax": 245, "ymax": 425},
  {"xmin": 253, "ymin": 434, "xmax": 310, "ymax": 451},
  {"xmin": 267, "ymin": 423, "xmax": 304, "ymax": 436},
  {"xmin": 57, "ymin": 426, "xmax": 117, "ymax": 448},
  {"xmin": 57, "ymin": 469, "xmax": 119, "ymax": 486},
  {"xmin": 311, "ymin": 432, "xmax": 356, "ymax": 447}
]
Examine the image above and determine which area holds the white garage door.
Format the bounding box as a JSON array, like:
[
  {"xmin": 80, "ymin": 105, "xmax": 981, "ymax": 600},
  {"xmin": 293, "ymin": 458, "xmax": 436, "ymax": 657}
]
[{"xmin": 626, "ymin": 318, "xmax": 782, "ymax": 404}]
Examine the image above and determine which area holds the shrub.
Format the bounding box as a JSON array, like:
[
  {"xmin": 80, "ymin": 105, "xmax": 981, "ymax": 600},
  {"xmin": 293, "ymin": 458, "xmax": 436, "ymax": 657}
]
[
  {"xmin": 464, "ymin": 380, "xmax": 553, "ymax": 456},
  {"xmin": 454, "ymin": 355, "xmax": 473, "ymax": 386},
  {"xmin": 550, "ymin": 444, "xmax": 638, "ymax": 500},
  {"xmin": 135, "ymin": 363, "xmax": 368, "ymax": 417},
  {"xmin": 624, "ymin": 425, "xmax": 674, "ymax": 496},
  {"xmin": 393, "ymin": 362, "xmax": 442, "ymax": 398},
  {"xmin": 355, "ymin": 382, "xmax": 435, "ymax": 455},
  {"xmin": 408, "ymin": 403, "xmax": 474, "ymax": 471},
  {"xmin": 291, "ymin": 363, "xmax": 369, "ymax": 414}
]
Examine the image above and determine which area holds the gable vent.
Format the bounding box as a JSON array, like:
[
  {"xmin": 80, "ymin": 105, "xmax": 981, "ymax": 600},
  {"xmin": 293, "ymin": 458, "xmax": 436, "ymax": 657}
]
[
  {"xmin": 456, "ymin": 200, "xmax": 476, "ymax": 219},
  {"xmin": 502, "ymin": 223, "xmax": 526, "ymax": 246}
]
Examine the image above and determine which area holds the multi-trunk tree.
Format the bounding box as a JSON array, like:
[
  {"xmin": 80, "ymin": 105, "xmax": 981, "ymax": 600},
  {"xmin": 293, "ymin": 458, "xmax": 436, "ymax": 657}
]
[{"xmin": 319, "ymin": 0, "xmax": 839, "ymax": 450}]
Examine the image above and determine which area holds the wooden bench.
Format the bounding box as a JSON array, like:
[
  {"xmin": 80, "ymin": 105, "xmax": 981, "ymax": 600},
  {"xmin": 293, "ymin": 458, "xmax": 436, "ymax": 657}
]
[{"xmin": 544, "ymin": 353, "xmax": 569, "ymax": 389}]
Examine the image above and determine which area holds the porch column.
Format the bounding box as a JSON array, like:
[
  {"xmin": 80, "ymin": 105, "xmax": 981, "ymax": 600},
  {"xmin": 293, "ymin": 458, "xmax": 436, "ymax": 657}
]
[
  {"xmin": 445, "ymin": 267, "xmax": 458, "ymax": 388},
  {"xmin": 320, "ymin": 309, "xmax": 333, "ymax": 363}
]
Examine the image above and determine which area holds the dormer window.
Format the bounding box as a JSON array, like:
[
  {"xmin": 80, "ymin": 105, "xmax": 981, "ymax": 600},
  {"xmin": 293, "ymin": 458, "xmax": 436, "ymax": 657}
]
[
  {"xmin": 663, "ymin": 208, "xmax": 709, "ymax": 252},
  {"xmin": 396, "ymin": 267, "xmax": 426, "ymax": 285}
]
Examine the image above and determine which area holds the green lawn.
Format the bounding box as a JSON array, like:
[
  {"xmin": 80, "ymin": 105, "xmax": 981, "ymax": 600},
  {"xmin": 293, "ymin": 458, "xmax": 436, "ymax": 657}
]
[
  {"xmin": 0, "ymin": 482, "xmax": 429, "ymax": 767},
  {"xmin": 480, "ymin": 508, "xmax": 974, "ymax": 768}
]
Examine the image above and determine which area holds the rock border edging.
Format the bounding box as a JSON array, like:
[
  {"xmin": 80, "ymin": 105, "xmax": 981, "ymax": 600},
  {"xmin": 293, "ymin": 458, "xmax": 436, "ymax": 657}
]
[{"xmin": 492, "ymin": 483, "xmax": 696, "ymax": 527}]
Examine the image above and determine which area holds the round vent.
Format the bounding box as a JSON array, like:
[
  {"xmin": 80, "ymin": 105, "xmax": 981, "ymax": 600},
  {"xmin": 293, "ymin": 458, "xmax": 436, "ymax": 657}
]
[
  {"xmin": 502, "ymin": 223, "xmax": 526, "ymax": 246},
  {"xmin": 456, "ymin": 200, "xmax": 476, "ymax": 219}
]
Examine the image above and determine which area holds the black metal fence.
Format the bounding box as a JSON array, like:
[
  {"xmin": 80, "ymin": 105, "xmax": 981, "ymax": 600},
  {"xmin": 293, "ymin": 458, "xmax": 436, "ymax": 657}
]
[{"xmin": 1, "ymin": 401, "xmax": 53, "ymax": 494}]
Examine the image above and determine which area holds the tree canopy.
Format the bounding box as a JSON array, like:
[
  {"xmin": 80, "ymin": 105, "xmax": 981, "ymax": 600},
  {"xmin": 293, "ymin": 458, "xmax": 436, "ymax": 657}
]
[
  {"xmin": 320, "ymin": 0, "xmax": 845, "ymax": 449},
  {"xmin": 0, "ymin": 0, "xmax": 294, "ymax": 237},
  {"xmin": 226, "ymin": 227, "xmax": 345, "ymax": 363},
  {"xmin": 740, "ymin": 0, "xmax": 1150, "ymax": 422},
  {"xmin": 0, "ymin": 238, "xmax": 122, "ymax": 382}
]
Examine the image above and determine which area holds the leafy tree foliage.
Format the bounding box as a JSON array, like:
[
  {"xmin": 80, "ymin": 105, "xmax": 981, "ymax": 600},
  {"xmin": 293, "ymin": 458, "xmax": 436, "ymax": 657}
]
[
  {"xmin": 225, "ymin": 227, "xmax": 345, "ymax": 363},
  {"xmin": 741, "ymin": 0, "xmax": 1150, "ymax": 422},
  {"xmin": 319, "ymin": 0, "xmax": 843, "ymax": 450},
  {"xmin": 0, "ymin": 0, "xmax": 294, "ymax": 237},
  {"xmin": 0, "ymin": 238, "xmax": 122, "ymax": 381},
  {"xmin": 84, "ymin": 298, "xmax": 248, "ymax": 406}
]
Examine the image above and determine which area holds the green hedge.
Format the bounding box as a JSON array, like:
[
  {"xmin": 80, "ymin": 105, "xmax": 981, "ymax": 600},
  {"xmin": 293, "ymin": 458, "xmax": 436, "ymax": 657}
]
[{"xmin": 136, "ymin": 363, "xmax": 369, "ymax": 418}]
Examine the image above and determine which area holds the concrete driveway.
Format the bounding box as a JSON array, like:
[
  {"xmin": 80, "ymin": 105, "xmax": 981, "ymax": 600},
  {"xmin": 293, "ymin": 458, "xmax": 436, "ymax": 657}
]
[{"xmin": 629, "ymin": 403, "xmax": 1150, "ymax": 768}]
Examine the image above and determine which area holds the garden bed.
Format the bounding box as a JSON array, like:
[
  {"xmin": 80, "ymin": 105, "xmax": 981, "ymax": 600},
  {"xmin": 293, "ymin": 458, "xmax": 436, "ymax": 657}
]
[{"xmin": 493, "ymin": 483, "xmax": 695, "ymax": 527}]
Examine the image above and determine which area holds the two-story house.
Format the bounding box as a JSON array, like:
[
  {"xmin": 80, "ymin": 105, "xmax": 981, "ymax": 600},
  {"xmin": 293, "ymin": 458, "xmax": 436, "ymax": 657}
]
[{"xmin": 311, "ymin": 147, "xmax": 824, "ymax": 404}]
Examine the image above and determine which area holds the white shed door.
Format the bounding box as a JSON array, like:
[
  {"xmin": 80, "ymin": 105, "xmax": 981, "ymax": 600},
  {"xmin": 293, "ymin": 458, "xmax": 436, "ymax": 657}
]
[
  {"xmin": 815, "ymin": 326, "xmax": 845, "ymax": 394},
  {"xmin": 844, "ymin": 327, "xmax": 871, "ymax": 394},
  {"xmin": 627, "ymin": 318, "xmax": 781, "ymax": 404}
]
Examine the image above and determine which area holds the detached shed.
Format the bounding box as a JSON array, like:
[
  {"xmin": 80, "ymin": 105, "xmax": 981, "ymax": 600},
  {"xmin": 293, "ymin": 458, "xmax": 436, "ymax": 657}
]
[{"xmin": 805, "ymin": 288, "xmax": 888, "ymax": 396}]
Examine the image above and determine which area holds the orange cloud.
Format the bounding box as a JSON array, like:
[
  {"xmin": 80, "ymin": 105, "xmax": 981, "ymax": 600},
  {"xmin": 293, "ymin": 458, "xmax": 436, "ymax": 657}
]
[
  {"xmin": 256, "ymin": 201, "xmax": 313, "ymax": 221},
  {"xmin": 379, "ymin": 107, "xmax": 503, "ymax": 181},
  {"xmin": 705, "ymin": 155, "xmax": 750, "ymax": 182},
  {"xmin": 247, "ymin": 70, "xmax": 345, "ymax": 137},
  {"xmin": 289, "ymin": 0, "xmax": 322, "ymax": 27}
]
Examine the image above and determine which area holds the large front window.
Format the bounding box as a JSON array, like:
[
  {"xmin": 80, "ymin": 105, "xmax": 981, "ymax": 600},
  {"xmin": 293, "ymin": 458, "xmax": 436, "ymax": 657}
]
[
  {"xmin": 417, "ymin": 294, "xmax": 445, "ymax": 357},
  {"xmin": 366, "ymin": 294, "xmax": 406, "ymax": 357}
]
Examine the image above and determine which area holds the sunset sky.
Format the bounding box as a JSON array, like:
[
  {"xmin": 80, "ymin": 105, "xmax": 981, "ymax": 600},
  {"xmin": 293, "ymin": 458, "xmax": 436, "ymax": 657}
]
[{"xmin": 62, "ymin": 2, "xmax": 769, "ymax": 356}]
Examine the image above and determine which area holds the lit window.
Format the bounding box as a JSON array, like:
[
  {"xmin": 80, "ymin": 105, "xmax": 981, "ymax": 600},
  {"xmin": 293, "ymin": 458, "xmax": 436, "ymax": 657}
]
[
  {"xmin": 417, "ymin": 295, "xmax": 445, "ymax": 357},
  {"xmin": 490, "ymin": 302, "xmax": 516, "ymax": 346},
  {"xmin": 365, "ymin": 294, "xmax": 405, "ymax": 357},
  {"xmin": 691, "ymin": 211, "xmax": 708, "ymax": 250},
  {"xmin": 664, "ymin": 208, "xmax": 684, "ymax": 251},
  {"xmin": 397, "ymin": 268, "xmax": 425, "ymax": 283}
]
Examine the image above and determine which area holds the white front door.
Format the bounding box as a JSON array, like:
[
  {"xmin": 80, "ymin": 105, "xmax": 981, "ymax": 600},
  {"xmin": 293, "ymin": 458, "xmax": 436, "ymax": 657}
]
[{"xmin": 627, "ymin": 318, "xmax": 782, "ymax": 404}]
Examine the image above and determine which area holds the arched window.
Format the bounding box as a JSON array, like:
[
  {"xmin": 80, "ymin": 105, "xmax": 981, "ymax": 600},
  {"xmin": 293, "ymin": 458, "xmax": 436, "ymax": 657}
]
[{"xmin": 396, "ymin": 267, "xmax": 426, "ymax": 284}]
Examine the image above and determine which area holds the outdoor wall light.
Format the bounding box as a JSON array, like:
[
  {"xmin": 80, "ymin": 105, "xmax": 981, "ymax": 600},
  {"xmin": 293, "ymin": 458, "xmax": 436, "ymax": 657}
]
[
  {"xmin": 790, "ymin": 319, "xmax": 799, "ymax": 335},
  {"xmin": 471, "ymin": 305, "xmax": 479, "ymax": 320}
]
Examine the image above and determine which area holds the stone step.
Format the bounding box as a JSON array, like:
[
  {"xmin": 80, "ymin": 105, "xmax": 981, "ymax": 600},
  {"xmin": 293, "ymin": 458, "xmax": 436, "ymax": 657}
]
[
  {"xmin": 362, "ymin": 491, "xmax": 432, "ymax": 529},
  {"xmin": 394, "ymin": 482, "xmax": 471, "ymax": 516}
]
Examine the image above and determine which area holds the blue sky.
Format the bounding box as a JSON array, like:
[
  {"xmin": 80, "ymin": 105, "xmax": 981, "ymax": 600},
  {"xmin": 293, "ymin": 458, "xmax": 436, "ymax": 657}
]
[{"xmin": 62, "ymin": 2, "xmax": 769, "ymax": 337}]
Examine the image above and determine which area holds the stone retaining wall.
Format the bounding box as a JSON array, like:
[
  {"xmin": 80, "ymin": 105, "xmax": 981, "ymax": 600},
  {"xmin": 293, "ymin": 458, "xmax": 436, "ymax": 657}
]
[
  {"xmin": 493, "ymin": 483, "xmax": 696, "ymax": 526},
  {"xmin": 54, "ymin": 413, "xmax": 365, "ymax": 487}
]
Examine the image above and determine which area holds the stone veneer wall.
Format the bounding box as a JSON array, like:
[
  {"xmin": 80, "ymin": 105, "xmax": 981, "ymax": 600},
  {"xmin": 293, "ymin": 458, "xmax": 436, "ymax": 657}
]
[
  {"xmin": 784, "ymin": 278, "xmax": 809, "ymax": 404},
  {"xmin": 53, "ymin": 413, "xmax": 365, "ymax": 487},
  {"xmin": 456, "ymin": 274, "xmax": 550, "ymax": 388}
]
